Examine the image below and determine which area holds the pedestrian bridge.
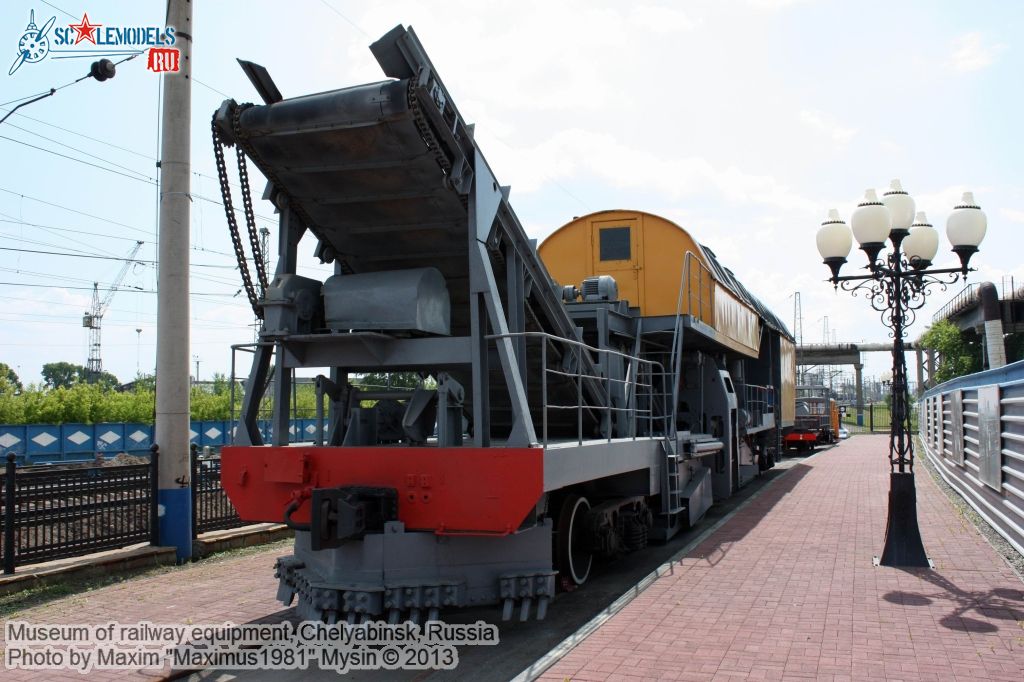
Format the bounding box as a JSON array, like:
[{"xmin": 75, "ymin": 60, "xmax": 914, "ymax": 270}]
[{"xmin": 932, "ymin": 276, "xmax": 1024, "ymax": 332}]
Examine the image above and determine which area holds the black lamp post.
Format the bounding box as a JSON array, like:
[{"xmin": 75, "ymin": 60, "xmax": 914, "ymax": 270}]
[{"xmin": 816, "ymin": 180, "xmax": 987, "ymax": 567}]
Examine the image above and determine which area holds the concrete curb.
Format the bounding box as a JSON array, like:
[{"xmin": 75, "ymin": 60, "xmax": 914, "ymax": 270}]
[
  {"xmin": 193, "ymin": 523, "xmax": 292, "ymax": 558},
  {"xmin": 0, "ymin": 544, "xmax": 176, "ymax": 597},
  {"xmin": 0, "ymin": 524, "xmax": 292, "ymax": 597},
  {"xmin": 512, "ymin": 449, "xmax": 829, "ymax": 682}
]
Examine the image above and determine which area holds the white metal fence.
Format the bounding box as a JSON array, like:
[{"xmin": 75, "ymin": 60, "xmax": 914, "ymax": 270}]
[{"xmin": 919, "ymin": 360, "xmax": 1024, "ymax": 555}]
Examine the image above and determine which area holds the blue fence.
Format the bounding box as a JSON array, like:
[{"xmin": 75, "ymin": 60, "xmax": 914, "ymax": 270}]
[{"xmin": 0, "ymin": 419, "xmax": 327, "ymax": 464}]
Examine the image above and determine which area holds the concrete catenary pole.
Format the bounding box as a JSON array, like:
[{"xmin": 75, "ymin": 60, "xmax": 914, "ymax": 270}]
[{"xmin": 155, "ymin": 0, "xmax": 193, "ymax": 561}]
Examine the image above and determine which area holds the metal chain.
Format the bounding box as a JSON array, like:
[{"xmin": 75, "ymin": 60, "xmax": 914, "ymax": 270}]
[
  {"xmin": 211, "ymin": 111, "xmax": 261, "ymax": 318},
  {"xmin": 235, "ymin": 144, "xmax": 269, "ymax": 293},
  {"xmin": 407, "ymin": 80, "xmax": 451, "ymax": 175},
  {"xmin": 211, "ymin": 80, "xmax": 449, "ymax": 305}
]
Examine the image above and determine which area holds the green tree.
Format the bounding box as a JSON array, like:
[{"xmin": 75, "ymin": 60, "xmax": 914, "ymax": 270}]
[
  {"xmin": 90, "ymin": 370, "xmax": 120, "ymax": 389},
  {"xmin": 353, "ymin": 372, "xmax": 428, "ymax": 390},
  {"xmin": 42, "ymin": 361, "xmax": 87, "ymax": 389},
  {"xmin": 0, "ymin": 375, "xmax": 25, "ymax": 422},
  {"xmin": 0, "ymin": 363, "xmax": 22, "ymax": 392},
  {"xmin": 920, "ymin": 320, "xmax": 982, "ymax": 384}
]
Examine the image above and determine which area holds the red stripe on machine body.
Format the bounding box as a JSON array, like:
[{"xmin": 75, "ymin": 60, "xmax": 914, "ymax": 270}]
[{"xmin": 221, "ymin": 446, "xmax": 544, "ymax": 535}]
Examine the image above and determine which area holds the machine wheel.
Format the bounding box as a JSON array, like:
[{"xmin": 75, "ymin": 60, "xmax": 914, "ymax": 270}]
[{"xmin": 555, "ymin": 494, "xmax": 593, "ymax": 586}]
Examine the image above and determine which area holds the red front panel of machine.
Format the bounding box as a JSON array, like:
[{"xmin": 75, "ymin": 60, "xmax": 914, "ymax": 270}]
[{"xmin": 220, "ymin": 446, "xmax": 544, "ymax": 535}]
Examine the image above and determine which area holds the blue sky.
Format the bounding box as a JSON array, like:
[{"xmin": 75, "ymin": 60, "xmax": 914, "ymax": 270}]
[{"xmin": 1, "ymin": 0, "xmax": 1021, "ymax": 385}]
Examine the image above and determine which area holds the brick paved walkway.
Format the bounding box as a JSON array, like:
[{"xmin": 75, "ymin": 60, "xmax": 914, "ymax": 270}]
[{"xmin": 541, "ymin": 435, "xmax": 1024, "ymax": 681}]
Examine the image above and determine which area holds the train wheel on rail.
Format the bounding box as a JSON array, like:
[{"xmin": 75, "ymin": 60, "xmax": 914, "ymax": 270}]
[{"xmin": 555, "ymin": 494, "xmax": 593, "ymax": 588}]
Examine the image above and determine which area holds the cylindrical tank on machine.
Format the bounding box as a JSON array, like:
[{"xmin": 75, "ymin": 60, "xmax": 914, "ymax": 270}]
[{"xmin": 323, "ymin": 267, "xmax": 451, "ymax": 335}]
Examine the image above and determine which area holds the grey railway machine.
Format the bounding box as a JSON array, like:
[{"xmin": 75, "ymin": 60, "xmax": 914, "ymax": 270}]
[{"xmin": 213, "ymin": 26, "xmax": 702, "ymax": 623}]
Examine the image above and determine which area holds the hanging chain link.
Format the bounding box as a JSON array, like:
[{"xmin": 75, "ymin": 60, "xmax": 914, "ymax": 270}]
[
  {"xmin": 211, "ymin": 80, "xmax": 453, "ymax": 314},
  {"xmin": 211, "ymin": 109, "xmax": 262, "ymax": 318},
  {"xmin": 235, "ymin": 143, "xmax": 269, "ymax": 294},
  {"xmin": 407, "ymin": 80, "xmax": 451, "ymax": 175}
]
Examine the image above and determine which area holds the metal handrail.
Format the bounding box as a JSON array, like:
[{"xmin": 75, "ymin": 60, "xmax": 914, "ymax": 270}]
[
  {"xmin": 744, "ymin": 383, "xmax": 776, "ymax": 428},
  {"xmin": 932, "ymin": 283, "xmax": 980, "ymax": 323},
  {"xmin": 486, "ymin": 331, "xmax": 672, "ymax": 448}
]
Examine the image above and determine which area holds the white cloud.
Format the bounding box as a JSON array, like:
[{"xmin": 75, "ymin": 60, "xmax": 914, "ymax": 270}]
[
  {"xmin": 798, "ymin": 109, "xmax": 858, "ymax": 146},
  {"xmin": 628, "ymin": 5, "xmax": 699, "ymax": 33},
  {"xmin": 747, "ymin": 0, "xmax": 813, "ymax": 10},
  {"xmin": 480, "ymin": 126, "xmax": 821, "ymax": 215},
  {"xmin": 911, "ymin": 185, "xmax": 991, "ymax": 222},
  {"xmin": 1001, "ymin": 208, "xmax": 1024, "ymax": 224},
  {"xmin": 948, "ymin": 31, "xmax": 1006, "ymax": 73}
]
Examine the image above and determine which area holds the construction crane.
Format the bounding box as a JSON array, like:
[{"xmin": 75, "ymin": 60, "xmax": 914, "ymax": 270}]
[{"xmin": 83, "ymin": 240, "xmax": 144, "ymax": 380}]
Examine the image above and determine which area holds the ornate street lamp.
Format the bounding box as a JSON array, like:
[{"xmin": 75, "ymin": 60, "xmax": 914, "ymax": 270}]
[{"xmin": 816, "ymin": 179, "xmax": 987, "ymax": 567}]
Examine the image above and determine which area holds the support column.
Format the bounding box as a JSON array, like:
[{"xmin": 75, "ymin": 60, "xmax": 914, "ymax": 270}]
[
  {"xmin": 155, "ymin": 0, "xmax": 193, "ymax": 561},
  {"xmin": 915, "ymin": 347, "xmax": 925, "ymax": 398},
  {"xmin": 980, "ymin": 282, "xmax": 1007, "ymax": 369},
  {"xmin": 272, "ymin": 345, "xmax": 291, "ymax": 446},
  {"xmin": 270, "ymin": 205, "xmax": 301, "ymax": 446},
  {"xmin": 854, "ymin": 362, "xmax": 863, "ymax": 427}
]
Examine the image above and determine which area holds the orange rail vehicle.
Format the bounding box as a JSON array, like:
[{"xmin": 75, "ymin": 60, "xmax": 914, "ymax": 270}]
[{"xmin": 784, "ymin": 386, "xmax": 839, "ymax": 451}]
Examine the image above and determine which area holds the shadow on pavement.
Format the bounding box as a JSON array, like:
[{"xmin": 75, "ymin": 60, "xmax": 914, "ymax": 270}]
[
  {"xmin": 682, "ymin": 458, "xmax": 815, "ymax": 566},
  {"xmin": 883, "ymin": 568, "xmax": 1024, "ymax": 634}
]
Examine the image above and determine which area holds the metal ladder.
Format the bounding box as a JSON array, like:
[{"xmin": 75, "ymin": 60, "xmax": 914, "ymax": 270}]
[
  {"xmin": 636, "ymin": 348, "xmax": 685, "ymax": 517},
  {"xmin": 661, "ymin": 439, "xmax": 685, "ymax": 515}
]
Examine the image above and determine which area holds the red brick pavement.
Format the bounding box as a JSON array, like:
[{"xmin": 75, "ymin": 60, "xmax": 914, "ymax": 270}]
[
  {"xmin": 0, "ymin": 541, "xmax": 291, "ymax": 681},
  {"xmin": 541, "ymin": 435, "xmax": 1024, "ymax": 681}
]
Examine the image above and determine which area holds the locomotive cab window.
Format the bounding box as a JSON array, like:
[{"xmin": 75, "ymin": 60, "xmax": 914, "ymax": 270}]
[{"xmin": 599, "ymin": 227, "xmax": 631, "ymax": 261}]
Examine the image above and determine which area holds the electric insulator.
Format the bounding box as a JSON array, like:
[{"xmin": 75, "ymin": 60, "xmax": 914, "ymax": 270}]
[{"xmin": 90, "ymin": 58, "xmax": 116, "ymax": 82}]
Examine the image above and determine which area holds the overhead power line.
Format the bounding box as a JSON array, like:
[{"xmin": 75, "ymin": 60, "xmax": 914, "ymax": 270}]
[
  {"xmin": 0, "ymin": 105, "xmax": 260, "ymax": 197},
  {"xmin": 3, "ymin": 121, "xmax": 157, "ymax": 180},
  {"xmin": 193, "ymin": 78, "xmax": 230, "ymax": 98},
  {"xmin": 0, "ymin": 281, "xmax": 240, "ymax": 296},
  {"xmin": 0, "ymin": 292, "xmax": 246, "ymax": 325},
  {"xmin": 39, "ymin": 1, "xmax": 77, "ymax": 20},
  {"xmin": 0, "ymin": 245, "xmax": 237, "ymax": 268},
  {"xmin": 0, "ymin": 135, "xmax": 157, "ymax": 185},
  {"xmin": 0, "ymin": 187, "xmax": 151, "ymax": 234},
  {"xmin": 0, "ymin": 216, "xmax": 237, "ymax": 259}
]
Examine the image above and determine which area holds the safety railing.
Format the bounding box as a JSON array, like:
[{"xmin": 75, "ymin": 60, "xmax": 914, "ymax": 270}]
[
  {"xmin": 919, "ymin": 359, "xmax": 1024, "ymax": 555},
  {"xmin": 190, "ymin": 445, "xmax": 244, "ymax": 537},
  {"xmin": 932, "ymin": 283, "xmax": 980, "ymax": 323},
  {"xmin": 744, "ymin": 383, "xmax": 776, "ymax": 428},
  {"xmin": 932, "ymin": 277, "xmax": 1023, "ymax": 324},
  {"xmin": 1, "ymin": 451, "xmax": 157, "ymax": 574},
  {"xmin": 486, "ymin": 332, "xmax": 672, "ymax": 448},
  {"xmin": 1, "ymin": 446, "xmax": 250, "ymax": 574}
]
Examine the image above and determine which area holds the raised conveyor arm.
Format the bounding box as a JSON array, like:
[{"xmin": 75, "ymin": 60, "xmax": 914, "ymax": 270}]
[{"xmin": 215, "ymin": 25, "xmax": 607, "ymax": 446}]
